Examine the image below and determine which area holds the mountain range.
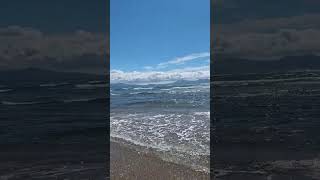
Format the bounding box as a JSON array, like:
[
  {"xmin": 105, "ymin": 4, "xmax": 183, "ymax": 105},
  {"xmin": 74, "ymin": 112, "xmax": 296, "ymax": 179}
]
[
  {"xmin": 0, "ymin": 68, "xmax": 106, "ymax": 85},
  {"xmin": 1, "ymin": 55, "xmax": 320, "ymax": 85},
  {"xmin": 213, "ymin": 54, "xmax": 320, "ymax": 74}
]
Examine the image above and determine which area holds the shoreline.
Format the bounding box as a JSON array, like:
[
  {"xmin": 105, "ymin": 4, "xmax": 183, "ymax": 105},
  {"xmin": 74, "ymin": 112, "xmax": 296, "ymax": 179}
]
[
  {"xmin": 110, "ymin": 135, "xmax": 210, "ymax": 172},
  {"xmin": 110, "ymin": 141, "xmax": 209, "ymax": 180}
]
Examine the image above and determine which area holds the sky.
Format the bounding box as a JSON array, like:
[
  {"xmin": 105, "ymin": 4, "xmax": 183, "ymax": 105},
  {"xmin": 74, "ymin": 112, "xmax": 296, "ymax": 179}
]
[
  {"xmin": 0, "ymin": 0, "xmax": 108, "ymax": 74},
  {"xmin": 110, "ymin": 0, "xmax": 210, "ymax": 83},
  {"xmin": 0, "ymin": 0, "xmax": 107, "ymax": 33},
  {"xmin": 213, "ymin": 0, "xmax": 320, "ymax": 24},
  {"xmin": 2, "ymin": 0, "xmax": 319, "ymax": 77},
  {"xmin": 213, "ymin": 0, "xmax": 320, "ymax": 60}
]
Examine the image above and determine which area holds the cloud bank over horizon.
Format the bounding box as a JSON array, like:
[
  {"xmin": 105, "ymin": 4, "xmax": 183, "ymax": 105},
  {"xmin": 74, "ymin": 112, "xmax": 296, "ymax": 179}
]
[
  {"xmin": 0, "ymin": 26, "xmax": 108, "ymax": 74},
  {"xmin": 111, "ymin": 66, "xmax": 209, "ymax": 84},
  {"xmin": 214, "ymin": 14, "xmax": 320, "ymax": 60},
  {"xmin": 111, "ymin": 52, "xmax": 210, "ymax": 84}
]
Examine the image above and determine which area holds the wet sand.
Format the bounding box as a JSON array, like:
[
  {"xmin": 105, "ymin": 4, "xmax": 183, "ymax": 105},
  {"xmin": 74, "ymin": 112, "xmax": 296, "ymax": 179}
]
[{"xmin": 110, "ymin": 142, "xmax": 209, "ymax": 180}]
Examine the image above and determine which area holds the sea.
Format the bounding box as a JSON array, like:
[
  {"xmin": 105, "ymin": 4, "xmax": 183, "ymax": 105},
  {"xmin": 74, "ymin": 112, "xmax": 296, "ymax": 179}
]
[
  {"xmin": 0, "ymin": 73, "xmax": 108, "ymax": 178},
  {"xmin": 0, "ymin": 79, "xmax": 108, "ymax": 144},
  {"xmin": 214, "ymin": 70, "xmax": 320, "ymax": 179},
  {"xmin": 110, "ymin": 79, "xmax": 210, "ymax": 172}
]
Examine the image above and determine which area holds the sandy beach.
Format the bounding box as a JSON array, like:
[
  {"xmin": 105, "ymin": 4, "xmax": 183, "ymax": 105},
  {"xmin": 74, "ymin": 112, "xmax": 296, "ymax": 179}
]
[{"xmin": 110, "ymin": 142, "xmax": 209, "ymax": 180}]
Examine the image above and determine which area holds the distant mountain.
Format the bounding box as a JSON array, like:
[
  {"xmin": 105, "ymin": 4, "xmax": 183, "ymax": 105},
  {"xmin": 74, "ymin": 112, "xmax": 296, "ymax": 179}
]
[
  {"xmin": 213, "ymin": 55, "xmax": 320, "ymax": 75},
  {"xmin": 172, "ymin": 79, "xmax": 209, "ymax": 85},
  {"xmin": 0, "ymin": 53, "xmax": 107, "ymax": 76},
  {"xmin": 0, "ymin": 68, "xmax": 107, "ymax": 84}
]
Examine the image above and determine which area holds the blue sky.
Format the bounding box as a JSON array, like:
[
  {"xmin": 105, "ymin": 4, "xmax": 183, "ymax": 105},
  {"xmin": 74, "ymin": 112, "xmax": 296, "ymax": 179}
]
[
  {"xmin": 0, "ymin": 0, "xmax": 107, "ymax": 74},
  {"xmin": 0, "ymin": 0, "xmax": 107, "ymax": 33},
  {"xmin": 111, "ymin": 0, "xmax": 210, "ymax": 83},
  {"xmin": 214, "ymin": 0, "xmax": 320, "ymax": 24}
]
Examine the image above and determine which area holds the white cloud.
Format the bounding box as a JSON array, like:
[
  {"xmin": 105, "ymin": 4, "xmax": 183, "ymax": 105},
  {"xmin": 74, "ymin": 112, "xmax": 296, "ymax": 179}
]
[
  {"xmin": 111, "ymin": 66, "xmax": 209, "ymax": 84},
  {"xmin": 155, "ymin": 52, "xmax": 210, "ymax": 69},
  {"xmin": 0, "ymin": 26, "xmax": 108, "ymax": 73},
  {"xmin": 143, "ymin": 66, "xmax": 153, "ymax": 70},
  {"xmin": 214, "ymin": 14, "xmax": 320, "ymax": 59},
  {"xmin": 0, "ymin": 26, "xmax": 107, "ymax": 60}
]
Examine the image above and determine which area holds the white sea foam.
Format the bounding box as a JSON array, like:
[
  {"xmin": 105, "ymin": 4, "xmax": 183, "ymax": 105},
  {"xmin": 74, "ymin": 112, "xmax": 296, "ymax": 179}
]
[
  {"xmin": 110, "ymin": 111, "xmax": 210, "ymax": 171},
  {"xmin": 158, "ymin": 85, "xmax": 209, "ymax": 94},
  {"xmin": 133, "ymin": 87, "xmax": 153, "ymax": 90},
  {"xmin": 194, "ymin": 112, "xmax": 210, "ymax": 116},
  {"xmin": 129, "ymin": 92, "xmax": 142, "ymax": 95}
]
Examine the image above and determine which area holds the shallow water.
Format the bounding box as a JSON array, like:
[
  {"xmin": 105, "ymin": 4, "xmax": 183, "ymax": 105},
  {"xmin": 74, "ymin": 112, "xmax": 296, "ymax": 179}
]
[{"xmin": 110, "ymin": 80, "xmax": 210, "ymax": 171}]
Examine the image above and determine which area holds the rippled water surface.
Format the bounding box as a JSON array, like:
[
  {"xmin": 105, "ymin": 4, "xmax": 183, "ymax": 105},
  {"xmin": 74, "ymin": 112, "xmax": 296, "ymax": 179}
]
[{"xmin": 110, "ymin": 80, "xmax": 210, "ymax": 171}]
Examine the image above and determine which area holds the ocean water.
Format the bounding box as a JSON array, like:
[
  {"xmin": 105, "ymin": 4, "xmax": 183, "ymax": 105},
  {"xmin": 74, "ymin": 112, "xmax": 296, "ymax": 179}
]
[
  {"xmin": 0, "ymin": 75, "xmax": 108, "ymax": 178},
  {"xmin": 110, "ymin": 80, "xmax": 210, "ymax": 172},
  {"xmin": 0, "ymin": 79, "xmax": 108, "ymax": 144},
  {"xmin": 214, "ymin": 70, "xmax": 320, "ymax": 179}
]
